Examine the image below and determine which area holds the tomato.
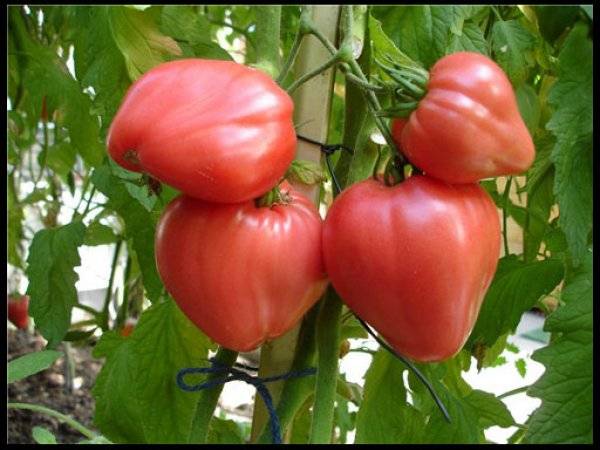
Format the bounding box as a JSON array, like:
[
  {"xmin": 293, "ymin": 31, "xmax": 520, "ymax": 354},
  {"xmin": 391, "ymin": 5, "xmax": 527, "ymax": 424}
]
[
  {"xmin": 322, "ymin": 176, "xmax": 500, "ymax": 362},
  {"xmin": 394, "ymin": 52, "xmax": 535, "ymax": 183},
  {"xmin": 8, "ymin": 294, "xmax": 29, "ymax": 330},
  {"xmin": 390, "ymin": 118, "xmax": 406, "ymax": 149},
  {"xmin": 120, "ymin": 318, "xmax": 138, "ymax": 338},
  {"xmin": 155, "ymin": 184, "xmax": 327, "ymax": 351},
  {"xmin": 107, "ymin": 59, "xmax": 296, "ymax": 203}
]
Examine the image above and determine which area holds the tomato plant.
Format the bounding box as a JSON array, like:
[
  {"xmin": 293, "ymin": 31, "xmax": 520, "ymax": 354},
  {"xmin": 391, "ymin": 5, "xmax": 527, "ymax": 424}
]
[
  {"xmin": 155, "ymin": 184, "xmax": 327, "ymax": 352},
  {"xmin": 108, "ymin": 59, "xmax": 296, "ymax": 203},
  {"xmin": 7, "ymin": 4, "xmax": 592, "ymax": 446},
  {"xmin": 323, "ymin": 176, "xmax": 500, "ymax": 362},
  {"xmin": 393, "ymin": 52, "xmax": 535, "ymax": 183}
]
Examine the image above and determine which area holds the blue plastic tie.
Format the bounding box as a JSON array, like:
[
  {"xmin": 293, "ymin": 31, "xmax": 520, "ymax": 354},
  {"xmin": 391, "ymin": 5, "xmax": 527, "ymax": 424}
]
[{"xmin": 176, "ymin": 358, "xmax": 316, "ymax": 444}]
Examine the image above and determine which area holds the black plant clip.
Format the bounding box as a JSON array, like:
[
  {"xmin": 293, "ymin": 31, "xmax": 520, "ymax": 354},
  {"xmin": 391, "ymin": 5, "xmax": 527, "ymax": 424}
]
[{"xmin": 297, "ymin": 134, "xmax": 352, "ymax": 194}]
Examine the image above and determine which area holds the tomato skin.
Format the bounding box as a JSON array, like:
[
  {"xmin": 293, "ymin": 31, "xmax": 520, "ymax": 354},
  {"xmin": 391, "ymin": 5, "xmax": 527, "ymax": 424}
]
[
  {"xmin": 155, "ymin": 185, "xmax": 327, "ymax": 352},
  {"xmin": 322, "ymin": 176, "xmax": 500, "ymax": 362},
  {"xmin": 390, "ymin": 118, "xmax": 406, "ymax": 148},
  {"xmin": 8, "ymin": 295, "xmax": 29, "ymax": 330},
  {"xmin": 397, "ymin": 52, "xmax": 535, "ymax": 183},
  {"xmin": 107, "ymin": 59, "xmax": 296, "ymax": 203}
]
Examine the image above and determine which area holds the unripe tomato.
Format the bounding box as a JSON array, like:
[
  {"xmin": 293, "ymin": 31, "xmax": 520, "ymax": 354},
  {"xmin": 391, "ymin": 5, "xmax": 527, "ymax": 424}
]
[
  {"xmin": 107, "ymin": 59, "xmax": 296, "ymax": 203},
  {"xmin": 323, "ymin": 176, "xmax": 500, "ymax": 362},
  {"xmin": 8, "ymin": 294, "xmax": 30, "ymax": 330},
  {"xmin": 155, "ymin": 184, "xmax": 327, "ymax": 351},
  {"xmin": 395, "ymin": 52, "xmax": 535, "ymax": 183}
]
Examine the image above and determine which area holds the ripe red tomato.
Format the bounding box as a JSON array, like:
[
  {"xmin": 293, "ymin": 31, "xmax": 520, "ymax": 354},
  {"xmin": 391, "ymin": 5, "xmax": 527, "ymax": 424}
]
[
  {"xmin": 8, "ymin": 294, "xmax": 29, "ymax": 330},
  {"xmin": 155, "ymin": 184, "xmax": 327, "ymax": 351},
  {"xmin": 394, "ymin": 52, "xmax": 535, "ymax": 183},
  {"xmin": 107, "ymin": 59, "xmax": 296, "ymax": 203},
  {"xmin": 120, "ymin": 318, "xmax": 137, "ymax": 338},
  {"xmin": 322, "ymin": 175, "xmax": 500, "ymax": 362}
]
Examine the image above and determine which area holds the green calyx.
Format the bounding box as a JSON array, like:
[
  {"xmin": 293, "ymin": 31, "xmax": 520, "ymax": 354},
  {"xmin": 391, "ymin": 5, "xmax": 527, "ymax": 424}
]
[
  {"xmin": 375, "ymin": 56, "xmax": 430, "ymax": 116},
  {"xmin": 255, "ymin": 185, "xmax": 293, "ymax": 208}
]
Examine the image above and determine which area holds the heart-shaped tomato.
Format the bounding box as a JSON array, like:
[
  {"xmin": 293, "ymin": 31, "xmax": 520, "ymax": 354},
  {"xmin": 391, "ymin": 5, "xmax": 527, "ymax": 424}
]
[
  {"xmin": 323, "ymin": 175, "xmax": 500, "ymax": 362},
  {"xmin": 394, "ymin": 52, "xmax": 535, "ymax": 183},
  {"xmin": 107, "ymin": 59, "xmax": 296, "ymax": 203},
  {"xmin": 155, "ymin": 184, "xmax": 327, "ymax": 351}
]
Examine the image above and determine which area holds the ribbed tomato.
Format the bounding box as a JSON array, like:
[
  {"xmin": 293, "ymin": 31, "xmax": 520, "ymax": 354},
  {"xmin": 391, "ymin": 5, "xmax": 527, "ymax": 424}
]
[
  {"xmin": 323, "ymin": 175, "xmax": 500, "ymax": 362},
  {"xmin": 155, "ymin": 184, "xmax": 327, "ymax": 351},
  {"xmin": 394, "ymin": 52, "xmax": 535, "ymax": 183},
  {"xmin": 107, "ymin": 59, "xmax": 296, "ymax": 203}
]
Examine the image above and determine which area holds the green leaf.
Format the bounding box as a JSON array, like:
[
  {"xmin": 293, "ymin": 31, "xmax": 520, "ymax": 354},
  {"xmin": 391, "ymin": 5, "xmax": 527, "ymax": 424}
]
[
  {"xmin": 339, "ymin": 314, "xmax": 368, "ymax": 340},
  {"xmin": 534, "ymin": 5, "xmax": 580, "ymax": 43},
  {"xmin": 7, "ymin": 350, "xmax": 62, "ymax": 383},
  {"xmin": 285, "ymin": 160, "xmax": 326, "ymax": 186},
  {"xmin": 26, "ymin": 222, "xmax": 86, "ymax": 347},
  {"xmin": 206, "ymin": 418, "xmax": 244, "ymax": 444},
  {"xmin": 546, "ymin": 24, "xmax": 593, "ymax": 265},
  {"xmin": 473, "ymin": 333, "xmax": 508, "ymax": 370},
  {"xmin": 447, "ymin": 21, "xmax": 489, "ymax": 55},
  {"xmin": 9, "ymin": 8, "xmax": 104, "ymax": 168},
  {"xmin": 334, "ymin": 395, "xmax": 355, "ymax": 443},
  {"xmin": 160, "ymin": 5, "xmax": 232, "ymax": 61},
  {"xmin": 464, "ymin": 390, "xmax": 515, "ymax": 429},
  {"xmin": 84, "ymin": 221, "xmax": 119, "ymax": 246},
  {"xmin": 491, "ymin": 19, "xmax": 536, "ymax": 85},
  {"xmin": 63, "ymin": 328, "xmax": 97, "ymax": 343},
  {"xmin": 32, "ymin": 426, "xmax": 58, "ymax": 444},
  {"xmin": 408, "ymin": 360, "xmax": 515, "ymax": 440},
  {"xmin": 108, "ymin": 6, "xmax": 182, "ymax": 80},
  {"xmin": 45, "ymin": 142, "xmax": 77, "ymax": 184},
  {"xmin": 368, "ymin": 14, "xmax": 418, "ymax": 69},
  {"xmin": 290, "ymin": 397, "xmax": 313, "ymax": 444},
  {"xmin": 515, "ymin": 83, "xmax": 541, "ymax": 135},
  {"xmin": 336, "ymin": 376, "xmax": 363, "ymax": 405},
  {"xmin": 468, "ymin": 256, "xmax": 564, "ymax": 348},
  {"xmin": 372, "ymin": 5, "xmax": 486, "ymax": 68},
  {"xmin": 92, "ymin": 300, "xmax": 215, "ymax": 443},
  {"xmin": 523, "ymin": 140, "xmax": 555, "ymax": 263},
  {"xmin": 72, "ymin": 6, "xmax": 130, "ymax": 136},
  {"xmin": 355, "ymin": 350, "xmax": 425, "ymax": 443},
  {"xmin": 7, "ymin": 173, "xmax": 24, "ymax": 269},
  {"xmin": 524, "ymin": 251, "xmax": 593, "ymax": 444},
  {"xmin": 91, "ymin": 165, "xmax": 162, "ymax": 303},
  {"xmin": 514, "ymin": 358, "xmax": 527, "ymax": 378}
]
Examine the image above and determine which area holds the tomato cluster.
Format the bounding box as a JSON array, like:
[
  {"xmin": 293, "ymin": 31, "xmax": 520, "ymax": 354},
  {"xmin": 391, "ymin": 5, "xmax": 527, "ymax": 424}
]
[
  {"xmin": 108, "ymin": 59, "xmax": 326, "ymax": 352},
  {"xmin": 108, "ymin": 53, "xmax": 533, "ymax": 360},
  {"xmin": 324, "ymin": 52, "xmax": 533, "ymax": 361}
]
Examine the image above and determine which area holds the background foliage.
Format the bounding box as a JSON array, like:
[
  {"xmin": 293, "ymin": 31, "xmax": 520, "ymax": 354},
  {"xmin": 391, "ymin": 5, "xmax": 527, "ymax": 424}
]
[{"xmin": 7, "ymin": 4, "xmax": 593, "ymax": 444}]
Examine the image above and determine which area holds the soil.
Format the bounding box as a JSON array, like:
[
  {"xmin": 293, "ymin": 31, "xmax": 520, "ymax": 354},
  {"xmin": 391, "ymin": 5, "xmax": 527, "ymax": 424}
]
[{"xmin": 7, "ymin": 327, "xmax": 102, "ymax": 444}]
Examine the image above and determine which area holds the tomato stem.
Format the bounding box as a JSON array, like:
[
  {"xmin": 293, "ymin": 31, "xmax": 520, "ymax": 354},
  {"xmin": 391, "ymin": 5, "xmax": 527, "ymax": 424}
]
[
  {"xmin": 256, "ymin": 304, "xmax": 320, "ymax": 443},
  {"xmin": 255, "ymin": 185, "xmax": 292, "ymax": 208},
  {"xmin": 8, "ymin": 402, "xmax": 98, "ymax": 440},
  {"xmin": 277, "ymin": 6, "xmax": 320, "ymax": 87},
  {"xmin": 502, "ymin": 176, "xmax": 513, "ymax": 256}
]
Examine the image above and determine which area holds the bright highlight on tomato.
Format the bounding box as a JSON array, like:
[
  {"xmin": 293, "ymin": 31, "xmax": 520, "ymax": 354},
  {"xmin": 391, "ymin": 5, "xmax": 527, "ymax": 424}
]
[
  {"xmin": 323, "ymin": 175, "xmax": 500, "ymax": 362},
  {"xmin": 394, "ymin": 52, "xmax": 535, "ymax": 183},
  {"xmin": 107, "ymin": 59, "xmax": 297, "ymax": 203},
  {"xmin": 155, "ymin": 184, "xmax": 328, "ymax": 352}
]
